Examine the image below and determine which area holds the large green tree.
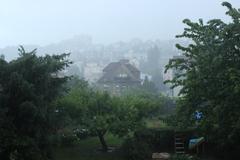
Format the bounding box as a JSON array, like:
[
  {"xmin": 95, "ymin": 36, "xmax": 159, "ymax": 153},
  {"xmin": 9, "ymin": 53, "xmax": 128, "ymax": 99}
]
[
  {"xmin": 56, "ymin": 79, "xmax": 146, "ymax": 152},
  {"xmin": 165, "ymin": 2, "xmax": 240, "ymax": 154},
  {"xmin": 0, "ymin": 47, "xmax": 71, "ymax": 160}
]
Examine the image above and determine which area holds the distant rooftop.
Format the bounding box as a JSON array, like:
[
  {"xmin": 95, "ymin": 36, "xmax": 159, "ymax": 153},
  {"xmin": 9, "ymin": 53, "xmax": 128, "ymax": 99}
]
[{"xmin": 99, "ymin": 59, "xmax": 141, "ymax": 84}]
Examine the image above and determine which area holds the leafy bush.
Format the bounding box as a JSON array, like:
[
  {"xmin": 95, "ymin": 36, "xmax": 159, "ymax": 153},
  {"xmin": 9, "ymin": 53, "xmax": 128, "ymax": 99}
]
[
  {"xmin": 121, "ymin": 128, "xmax": 175, "ymax": 160},
  {"xmin": 61, "ymin": 134, "xmax": 80, "ymax": 146},
  {"xmin": 74, "ymin": 128, "xmax": 90, "ymax": 139},
  {"xmin": 122, "ymin": 138, "xmax": 152, "ymax": 160},
  {"xmin": 134, "ymin": 128, "xmax": 175, "ymax": 152}
]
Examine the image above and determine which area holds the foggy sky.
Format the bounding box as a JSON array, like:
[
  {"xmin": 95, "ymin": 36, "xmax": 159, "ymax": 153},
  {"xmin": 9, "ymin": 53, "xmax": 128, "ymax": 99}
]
[{"xmin": 1, "ymin": 0, "xmax": 240, "ymax": 48}]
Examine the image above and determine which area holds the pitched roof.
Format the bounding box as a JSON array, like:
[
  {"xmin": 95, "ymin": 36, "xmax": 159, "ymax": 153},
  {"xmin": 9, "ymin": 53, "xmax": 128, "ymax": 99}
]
[
  {"xmin": 125, "ymin": 63, "xmax": 139, "ymax": 73},
  {"xmin": 99, "ymin": 60, "xmax": 141, "ymax": 84},
  {"xmin": 103, "ymin": 62, "xmax": 120, "ymax": 72}
]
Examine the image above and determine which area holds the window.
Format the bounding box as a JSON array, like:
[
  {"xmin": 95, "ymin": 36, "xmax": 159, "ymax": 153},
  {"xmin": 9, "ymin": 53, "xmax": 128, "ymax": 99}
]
[{"xmin": 118, "ymin": 73, "xmax": 127, "ymax": 78}]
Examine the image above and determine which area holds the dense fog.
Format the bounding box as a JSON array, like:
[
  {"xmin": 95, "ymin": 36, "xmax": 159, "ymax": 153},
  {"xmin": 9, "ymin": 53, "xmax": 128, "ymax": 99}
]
[
  {"xmin": 1, "ymin": 0, "xmax": 240, "ymax": 49},
  {"xmin": 1, "ymin": 1, "xmax": 240, "ymax": 160}
]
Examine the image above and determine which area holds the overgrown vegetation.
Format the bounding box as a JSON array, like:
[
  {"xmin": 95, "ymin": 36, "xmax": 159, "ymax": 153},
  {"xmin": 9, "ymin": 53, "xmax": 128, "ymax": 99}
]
[
  {"xmin": 165, "ymin": 2, "xmax": 240, "ymax": 159},
  {"xmin": 122, "ymin": 128, "xmax": 175, "ymax": 160},
  {"xmin": 1, "ymin": 1, "xmax": 240, "ymax": 160},
  {"xmin": 54, "ymin": 77, "xmax": 172, "ymax": 152},
  {"xmin": 0, "ymin": 47, "xmax": 71, "ymax": 160}
]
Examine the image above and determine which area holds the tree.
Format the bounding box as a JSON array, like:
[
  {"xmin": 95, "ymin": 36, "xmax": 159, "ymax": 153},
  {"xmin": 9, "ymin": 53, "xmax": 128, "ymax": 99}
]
[
  {"xmin": 0, "ymin": 46, "xmax": 71, "ymax": 160},
  {"xmin": 84, "ymin": 91, "xmax": 115, "ymax": 151},
  {"xmin": 56, "ymin": 80, "xmax": 144, "ymax": 152},
  {"xmin": 165, "ymin": 2, "xmax": 240, "ymax": 156},
  {"xmin": 142, "ymin": 76, "xmax": 158, "ymax": 93},
  {"xmin": 0, "ymin": 54, "xmax": 4, "ymax": 60},
  {"xmin": 143, "ymin": 46, "xmax": 166, "ymax": 92}
]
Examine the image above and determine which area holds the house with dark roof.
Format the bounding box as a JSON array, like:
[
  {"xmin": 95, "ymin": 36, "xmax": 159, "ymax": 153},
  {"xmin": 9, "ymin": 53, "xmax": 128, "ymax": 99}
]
[{"xmin": 98, "ymin": 59, "xmax": 141, "ymax": 93}]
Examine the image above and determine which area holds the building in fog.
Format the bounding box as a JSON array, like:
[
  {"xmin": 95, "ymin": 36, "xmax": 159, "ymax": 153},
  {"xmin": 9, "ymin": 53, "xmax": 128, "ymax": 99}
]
[
  {"xmin": 83, "ymin": 63, "xmax": 104, "ymax": 83},
  {"xmin": 98, "ymin": 59, "xmax": 141, "ymax": 94},
  {"xmin": 163, "ymin": 55, "xmax": 186, "ymax": 97}
]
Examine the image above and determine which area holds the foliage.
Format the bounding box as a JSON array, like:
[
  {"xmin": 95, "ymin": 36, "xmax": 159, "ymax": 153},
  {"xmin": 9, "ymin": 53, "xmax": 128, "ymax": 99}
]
[
  {"xmin": 55, "ymin": 77, "xmax": 175, "ymax": 152},
  {"xmin": 141, "ymin": 76, "xmax": 158, "ymax": 93},
  {"xmin": 74, "ymin": 128, "xmax": 91, "ymax": 140},
  {"xmin": 121, "ymin": 137, "xmax": 152, "ymax": 160},
  {"xmin": 54, "ymin": 79, "xmax": 145, "ymax": 151},
  {"xmin": 165, "ymin": 1, "xmax": 240, "ymax": 157},
  {"xmin": 61, "ymin": 132, "xmax": 80, "ymax": 146},
  {"xmin": 122, "ymin": 128, "xmax": 175, "ymax": 160},
  {"xmin": 0, "ymin": 54, "xmax": 4, "ymax": 60},
  {"xmin": 0, "ymin": 46, "xmax": 71, "ymax": 160},
  {"xmin": 134, "ymin": 128, "xmax": 175, "ymax": 152},
  {"xmin": 122, "ymin": 90, "xmax": 176, "ymax": 118}
]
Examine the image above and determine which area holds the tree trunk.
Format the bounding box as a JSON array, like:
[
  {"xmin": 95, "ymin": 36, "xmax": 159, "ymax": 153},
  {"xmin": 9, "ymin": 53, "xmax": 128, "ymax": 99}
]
[{"xmin": 97, "ymin": 132, "xmax": 108, "ymax": 152}]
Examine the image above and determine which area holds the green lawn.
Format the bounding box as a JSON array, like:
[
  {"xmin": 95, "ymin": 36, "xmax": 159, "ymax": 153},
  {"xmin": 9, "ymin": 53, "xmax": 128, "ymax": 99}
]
[
  {"xmin": 53, "ymin": 134, "xmax": 125, "ymax": 160},
  {"xmin": 145, "ymin": 118, "xmax": 167, "ymax": 129},
  {"xmin": 53, "ymin": 119, "xmax": 168, "ymax": 160}
]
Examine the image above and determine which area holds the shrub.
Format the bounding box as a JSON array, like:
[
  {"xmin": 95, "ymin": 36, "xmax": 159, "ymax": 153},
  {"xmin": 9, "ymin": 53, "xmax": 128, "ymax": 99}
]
[
  {"xmin": 61, "ymin": 133, "xmax": 80, "ymax": 146},
  {"xmin": 134, "ymin": 128, "xmax": 175, "ymax": 152},
  {"xmin": 74, "ymin": 128, "xmax": 90, "ymax": 139},
  {"xmin": 122, "ymin": 138, "xmax": 152, "ymax": 160},
  {"xmin": 121, "ymin": 128, "xmax": 175, "ymax": 160}
]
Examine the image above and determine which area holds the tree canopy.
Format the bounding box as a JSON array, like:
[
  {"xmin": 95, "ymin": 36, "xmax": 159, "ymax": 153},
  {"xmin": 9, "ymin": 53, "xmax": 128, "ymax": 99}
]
[
  {"xmin": 0, "ymin": 47, "xmax": 71, "ymax": 160},
  {"xmin": 54, "ymin": 74, "xmax": 176, "ymax": 152},
  {"xmin": 55, "ymin": 79, "xmax": 146, "ymax": 151},
  {"xmin": 165, "ymin": 1, "xmax": 240, "ymax": 153}
]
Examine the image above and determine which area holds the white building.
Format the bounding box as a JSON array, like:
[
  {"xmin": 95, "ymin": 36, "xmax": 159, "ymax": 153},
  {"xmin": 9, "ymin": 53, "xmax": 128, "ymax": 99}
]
[
  {"xmin": 163, "ymin": 55, "xmax": 186, "ymax": 97},
  {"xmin": 83, "ymin": 63, "xmax": 104, "ymax": 83}
]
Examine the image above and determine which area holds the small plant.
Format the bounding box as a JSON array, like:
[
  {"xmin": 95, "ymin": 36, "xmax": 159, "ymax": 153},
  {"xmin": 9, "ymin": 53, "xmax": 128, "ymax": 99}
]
[{"xmin": 74, "ymin": 128, "xmax": 90, "ymax": 139}]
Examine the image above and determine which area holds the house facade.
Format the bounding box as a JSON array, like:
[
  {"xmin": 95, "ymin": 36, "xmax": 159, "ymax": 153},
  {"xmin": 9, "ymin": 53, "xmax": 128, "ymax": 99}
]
[{"xmin": 98, "ymin": 59, "xmax": 141, "ymax": 94}]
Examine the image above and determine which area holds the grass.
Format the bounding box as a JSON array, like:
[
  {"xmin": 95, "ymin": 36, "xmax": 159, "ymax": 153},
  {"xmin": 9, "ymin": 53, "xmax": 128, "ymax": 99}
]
[
  {"xmin": 54, "ymin": 119, "xmax": 207, "ymax": 160},
  {"xmin": 53, "ymin": 134, "xmax": 125, "ymax": 160},
  {"xmin": 53, "ymin": 119, "xmax": 168, "ymax": 160},
  {"xmin": 53, "ymin": 130, "xmax": 215, "ymax": 160},
  {"xmin": 145, "ymin": 118, "xmax": 168, "ymax": 129}
]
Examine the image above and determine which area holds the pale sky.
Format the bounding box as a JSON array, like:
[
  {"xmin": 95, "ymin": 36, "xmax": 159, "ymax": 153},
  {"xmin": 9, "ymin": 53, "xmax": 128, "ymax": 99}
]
[{"xmin": 1, "ymin": 0, "xmax": 240, "ymax": 48}]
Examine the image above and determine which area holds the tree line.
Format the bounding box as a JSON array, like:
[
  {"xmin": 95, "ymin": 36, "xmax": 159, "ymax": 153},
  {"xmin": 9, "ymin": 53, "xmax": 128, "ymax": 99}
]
[{"xmin": 0, "ymin": 47, "xmax": 171, "ymax": 159}]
